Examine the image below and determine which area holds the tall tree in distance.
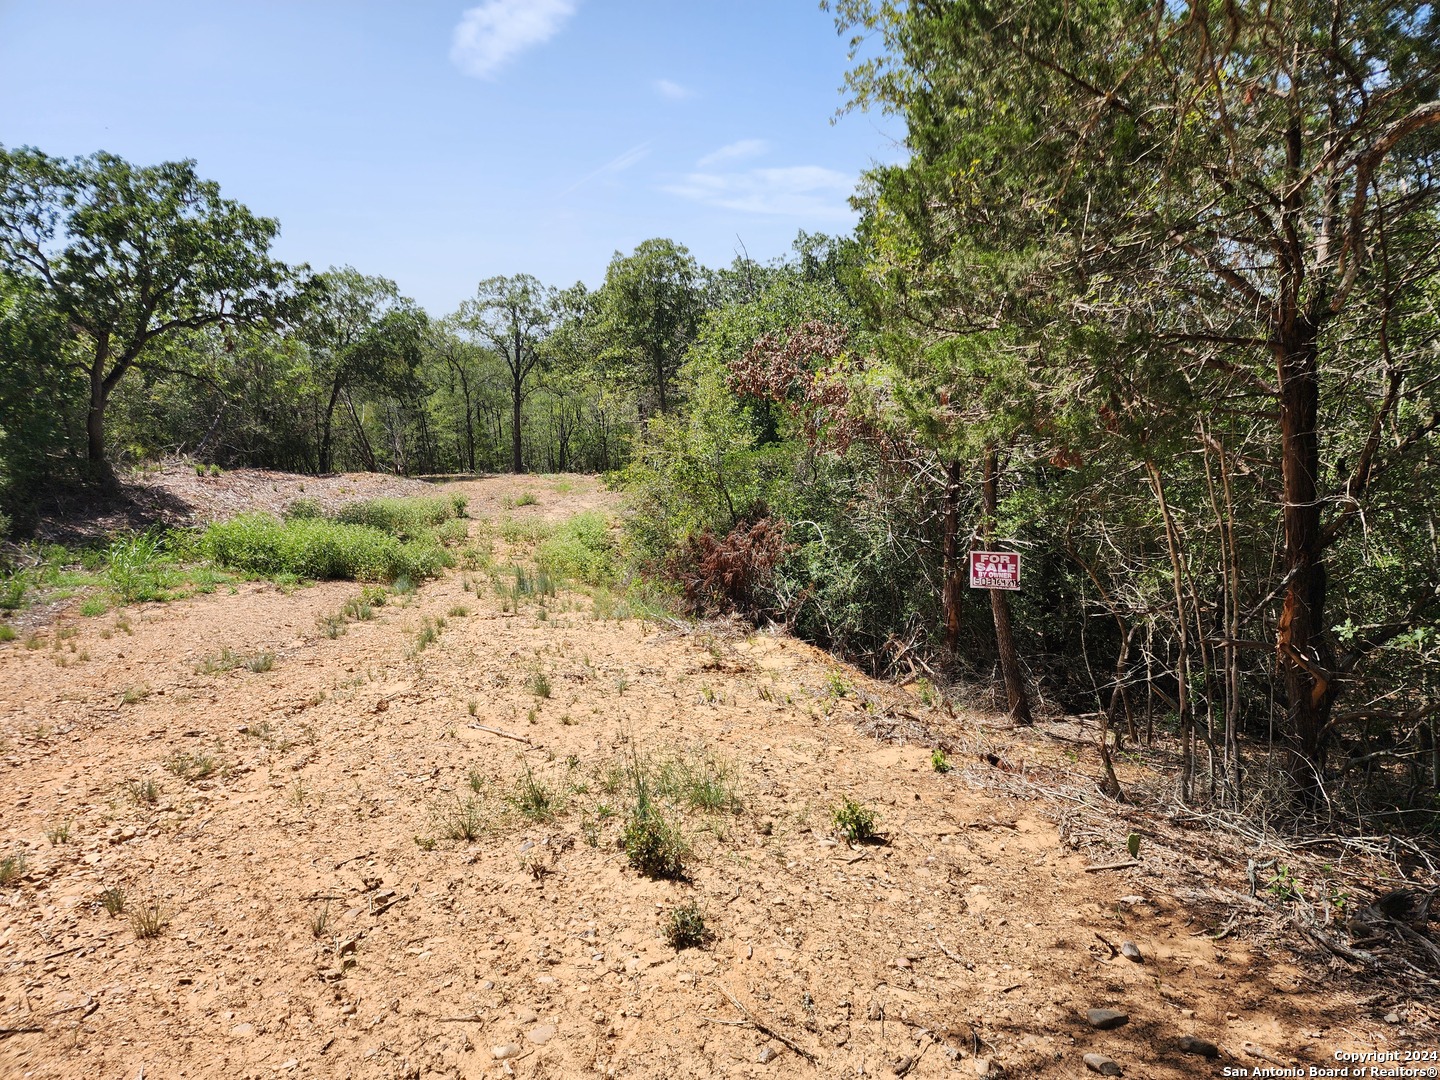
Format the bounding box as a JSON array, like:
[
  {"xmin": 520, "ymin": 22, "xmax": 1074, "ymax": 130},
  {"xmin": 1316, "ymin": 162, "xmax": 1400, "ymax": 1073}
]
[
  {"xmin": 455, "ymin": 275, "xmax": 556, "ymax": 473},
  {"xmin": 0, "ymin": 146, "xmax": 294, "ymax": 479},
  {"xmin": 594, "ymin": 238, "xmax": 704, "ymax": 416}
]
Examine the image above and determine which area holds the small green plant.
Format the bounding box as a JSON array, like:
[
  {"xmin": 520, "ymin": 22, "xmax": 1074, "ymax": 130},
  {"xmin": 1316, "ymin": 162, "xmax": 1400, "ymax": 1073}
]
[
  {"xmin": 310, "ymin": 900, "xmax": 332, "ymax": 939},
  {"xmin": 166, "ymin": 751, "xmax": 217, "ymax": 782},
  {"xmin": 515, "ymin": 491, "xmax": 538, "ymax": 507},
  {"xmin": 121, "ymin": 684, "xmax": 150, "ymax": 705},
  {"xmin": 527, "ymin": 669, "xmax": 553, "ymax": 698},
  {"xmin": 1126, "ymin": 832, "xmax": 1142, "ymax": 859},
  {"xmin": 448, "ymin": 604, "xmax": 470, "ymax": 617},
  {"xmin": 100, "ymin": 885, "xmax": 127, "ymax": 916},
  {"xmin": 467, "ymin": 764, "xmax": 486, "ymax": 793},
  {"xmin": 509, "ymin": 763, "xmax": 558, "ymax": 822},
  {"xmin": 915, "ymin": 677, "xmax": 936, "ymax": 706},
  {"xmin": 931, "ymin": 748, "xmax": 951, "ymax": 773},
  {"xmin": 246, "ymin": 651, "xmax": 275, "ymax": 673},
  {"xmin": 832, "ymin": 797, "xmax": 879, "ymax": 843},
  {"xmin": 1266, "ymin": 863, "xmax": 1303, "ymax": 902},
  {"xmin": 826, "ymin": 671, "xmax": 853, "ymax": 698},
  {"xmin": 467, "ymin": 698, "xmax": 479, "ymax": 717},
  {"xmin": 623, "ymin": 808, "xmax": 688, "ymax": 880},
  {"xmin": 438, "ymin": 795, "xmax": 487, "ymax": 841},
  {"xmin": 0, "ymin": 850, "xmax": 27, "ymax": 886},
  {"xmin": 663, "ymin": 900, "xmax": 712, "ymax": 950},
  {"xmin": 0, "ymin": 624, "xmax": 15, "ymax": 643},
  {"xmin": 46, "ymin": 817, "xmax": 74, "ymax": 845},
  {"xmin": 125, "ymin": 778, "xmax": 160, "ymax": 806},
  {"xmin": 129, "ymin": 897, "xmax": 167, "ymax": 939},
  {"xmin": 79, "ymin": 596, "xmax": 109, "ymax": 617},
  {"xmin": 414, "ymin": 834, "xmax": 438, "ymax": 851}
]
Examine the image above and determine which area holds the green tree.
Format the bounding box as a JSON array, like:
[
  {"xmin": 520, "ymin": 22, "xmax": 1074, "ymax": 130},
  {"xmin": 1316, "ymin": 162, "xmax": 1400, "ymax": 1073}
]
[
  {"xmin": 0, "ymin": 147, "xmax": 294, "ymax": 478},
  {"xmin": 832, "ymin": 0, "xmax": 1440, "ymax": 795},
  {"xmin": 593, "ymin": 239, "xmax": 705, "ymax": 416},
  {"xmin": 454, "ymin": 274, "xmax": 556, "ymax": 474}
]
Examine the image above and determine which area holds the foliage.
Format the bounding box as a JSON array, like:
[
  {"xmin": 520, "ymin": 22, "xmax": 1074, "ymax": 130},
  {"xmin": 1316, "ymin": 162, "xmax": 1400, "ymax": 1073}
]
[
  {"xmin": 202, "ymin": 513, "xmax": 450, "ymax": 582},
  {"xmin": 831, "ymin": 797, "xmax": 879, "ymax": 843}
]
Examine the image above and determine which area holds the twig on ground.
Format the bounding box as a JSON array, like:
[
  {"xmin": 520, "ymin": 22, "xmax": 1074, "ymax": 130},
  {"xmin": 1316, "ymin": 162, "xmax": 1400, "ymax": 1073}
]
[
  {"xmin": 715, "ymin": 985, "xmax": 819, "ymax": 1065},
  {"xmin": 467, "ymin": 723, "xmax": 532, "ymax": 744}
]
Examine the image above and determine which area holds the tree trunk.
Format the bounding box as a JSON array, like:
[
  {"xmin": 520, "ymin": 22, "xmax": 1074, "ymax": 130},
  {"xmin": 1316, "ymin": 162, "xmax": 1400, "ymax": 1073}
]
[
  {"xmin": 511, "ymin": 373, "xmax": 524, "ymax": 474},
  {"xmin": 941, "ymin": 458, "xmax": 963, "ymax": 653},
  {"xmin": 982, "ymin": 447, "xmax": 1032, "ymax": 725},
  {"xmin": 1275, "ymin": 328, "xmax": 1333, "ymax": 800}
]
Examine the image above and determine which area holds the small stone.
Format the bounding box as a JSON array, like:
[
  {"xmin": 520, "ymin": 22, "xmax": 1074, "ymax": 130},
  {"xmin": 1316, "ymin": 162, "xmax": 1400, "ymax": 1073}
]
[
  {"xmin": 758, "ymin": 1045, "xmax": 779, "ymax": 1063},
  {"xmin": 230, "ymin": 1023, "xmax": 255, "ymax": 1038},
  {"xmin": 1083, "ymin": 1053, "xmax": 1122, "ymax": 1076},
  {"xmin": 478, "ymin": 979, "xmax": 494, "ymax": 990},
  {"xmin": 1120, "ymin": 942, "xmax": 1142, "ymax": 963},
  {"xmin": 514, "ymin": 1008, "xmax": 539, "ymax": 1024},
  {"xmin": 893, "ymin": 957, "xmax": 912, "ymax": 969},
  {"xmin": 492, "ymin": 1043, "xmax": 522, "ymax": 1060},
  {"xmin": 528, "ymin": 1023, "xmax": 557, "ymax": 1045},
  {"xmin": 867, "ymin": 1000, "xmax": 884, "ymax": 1021},
  {"xmin": 279, "ymin": 1060, "xmax": 298, "ymax": 1070},
  {"xmin": 1384, "ymin": 1012, "xmax": 1400, "ymax": 1024},
  {"xmin": 1177, "ymin": 1036, "xmax": 1219, "ymax": 1059},
  {"xmin": 1086, "ymin": 1009, "xmax": 1129, "ymax": 1031},
  {"xmin": 974, "ymin": 1056, "xmax": 1004, "ymax": 1076}
]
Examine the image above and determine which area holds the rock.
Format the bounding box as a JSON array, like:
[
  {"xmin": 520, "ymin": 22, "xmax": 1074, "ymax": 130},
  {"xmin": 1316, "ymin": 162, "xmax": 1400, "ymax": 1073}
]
[
  {"xmin": 279, "ymin": 1059, "xmax": 298, "ymax": 1070},
  {"xmin": 1177, "ymin": 1036, "xmax": 1219, "ymax": 1059},
  {"xmin": 492, "ymin": 1043, "xmax": 522, "ymax": 1060},
  {"xmin": 229, "ymin": 1023, "xmax": 256, "ymax": 1038},
  {"xmin": 758, "ymin": 1045, "xmax": 779, "ymax": 1063},
  {"xmin": 514, "ymin": 1008, "xmax": 539, "ymax": 1024},
  {"xmin": 1086, "ymin": 1009, "xmax": 1129, "ymax": 1030},
  {"xmin": 1384, "ymin": 1012, "xmax": 1400, "ymax": 1024},
  {"xmin": 893, "ymin": 957, "xmax": 912, "ymax": 969},
  {"xmin": 867, "ymin": 1000, "xmax": 885, "ymax": 1021},
  {"xmin": 973, "ymin": 1056, "xmax": 1003, "ymax": 1076},
  {"xmin": 478, "ymin": 979, "xmax": 494, "ymax": 990},
  {"xmin": 1120, "ymin": 942, "xmax": 1142, "ymax": 963},
  {"xmin": 1084, "ymin": 1053, "xmax": 1122, "ymax": 1076},
  {"xmin": 891, "ymin": 1054, "xmax": 916, "ymax": 1077},
  {"xmin": 527, "ymin": 1023, "xmax": 557, "ymax": 1045}
]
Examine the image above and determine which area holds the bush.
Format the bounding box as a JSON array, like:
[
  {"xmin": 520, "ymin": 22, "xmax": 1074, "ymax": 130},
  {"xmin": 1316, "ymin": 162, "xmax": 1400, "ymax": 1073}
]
[
  {"xmin": 202, "ymin": 514, "xmax": 450, "ymax": 583},
  {"xmin": 284, "ymin": 497, "xmax": 324, "ymax": 520},
  {"xmin": 622, "ymin": 807, "xmax": 689, "ymax": 880},
  {"xmin": 832, "ymin": 797, "xmax": 879, "ymax": 843},
  {"xmin": 333, "ymin": 496, "xmax": 459, "ymax": 540},
  {"xmin": 538, "ymin": 512, "xmax": 617, "ymax": 585},
  {"xmin": 670, "ymin": 518, "xmax": 789, "ymax": 619},
  {"xmin": 663, "ymin": 901, "xmax": 712, "ymax": 950}
]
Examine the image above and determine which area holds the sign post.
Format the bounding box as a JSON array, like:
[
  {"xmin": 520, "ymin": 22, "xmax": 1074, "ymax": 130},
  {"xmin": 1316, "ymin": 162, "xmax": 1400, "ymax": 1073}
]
[{"xmin": 969, "ymin": 550, "xmax": 1020, "ymax": 590}]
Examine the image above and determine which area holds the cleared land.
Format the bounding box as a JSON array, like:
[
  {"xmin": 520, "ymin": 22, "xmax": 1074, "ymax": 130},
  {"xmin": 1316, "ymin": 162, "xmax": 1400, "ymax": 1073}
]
[{"xmin": 0, "ymin": 473, "xmax": 1433, "ymax": 1078}]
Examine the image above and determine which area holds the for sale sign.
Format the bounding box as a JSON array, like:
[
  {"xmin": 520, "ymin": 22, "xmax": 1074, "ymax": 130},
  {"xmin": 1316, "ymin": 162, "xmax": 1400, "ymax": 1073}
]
[{"xmin": 970, "ymin": 551, "xmax": 1020, "ymax": 590}]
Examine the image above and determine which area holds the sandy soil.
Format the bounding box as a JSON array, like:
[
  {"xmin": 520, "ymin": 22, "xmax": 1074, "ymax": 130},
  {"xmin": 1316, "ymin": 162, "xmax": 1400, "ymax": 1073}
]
[{"xmin": 1, "ymin": 474, "xmax": 1435, "ymax": 1079}]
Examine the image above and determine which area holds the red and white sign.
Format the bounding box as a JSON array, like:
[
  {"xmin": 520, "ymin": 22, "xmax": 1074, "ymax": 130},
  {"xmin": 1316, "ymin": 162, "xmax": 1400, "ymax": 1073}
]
[{"xmin": 970, "ymin": 551, "xmax": 1020, "ymax": 590}]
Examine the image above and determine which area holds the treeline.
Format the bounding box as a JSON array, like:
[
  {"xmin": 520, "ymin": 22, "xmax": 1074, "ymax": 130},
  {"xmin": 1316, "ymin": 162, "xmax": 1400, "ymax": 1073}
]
[{"xmin": 0, "ymin": 148, "xmax": 720, "ymax": 517}]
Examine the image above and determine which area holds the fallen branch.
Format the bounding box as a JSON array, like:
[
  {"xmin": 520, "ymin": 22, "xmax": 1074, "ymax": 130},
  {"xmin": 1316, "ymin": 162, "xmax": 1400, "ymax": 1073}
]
[
  {"xmin": 467, "ymin": 723, "xmax": 532, "ymax": 744},
  {"xmin": 716, "ymin": 986, "xmax": 819, "ymax": 1065},
  {"xmin": 1084, "ymin": 860, "xmax": 1140, "ymax": 873}
]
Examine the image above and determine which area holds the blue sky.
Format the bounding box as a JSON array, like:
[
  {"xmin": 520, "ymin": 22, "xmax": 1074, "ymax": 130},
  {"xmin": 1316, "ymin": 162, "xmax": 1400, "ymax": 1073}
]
[{"xmin": 0, "ymin": 1, "xmax": 899, "ymax": 314}]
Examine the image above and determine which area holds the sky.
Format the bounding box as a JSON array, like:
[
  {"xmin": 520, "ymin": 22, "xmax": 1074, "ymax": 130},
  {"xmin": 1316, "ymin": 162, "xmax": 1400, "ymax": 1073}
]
[{"xmin": 0, "ymin": 0, "xmax": 901, "ymax": 315}]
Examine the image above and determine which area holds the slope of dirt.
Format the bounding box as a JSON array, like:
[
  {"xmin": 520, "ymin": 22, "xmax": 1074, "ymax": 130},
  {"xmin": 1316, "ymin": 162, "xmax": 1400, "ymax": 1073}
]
[{"xmin": 1, "ymin": 475, "xmax": 1434, "ymax": 1079}]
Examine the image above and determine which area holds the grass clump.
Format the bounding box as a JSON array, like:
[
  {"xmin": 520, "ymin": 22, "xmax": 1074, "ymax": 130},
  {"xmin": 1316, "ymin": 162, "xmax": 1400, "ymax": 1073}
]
[
  {"xmin": 0, "ymin": 849, "xmax": 27, "ymax": 886},
  {"xmin": 537, "ymin": 511, "xmax": 616, "ymax": 586},
  {"xmin": 437, "ymin": 794, "xmax": 488, "ymax": 841},
  {"xmin": 655, "ymin": 750, "xmax": 742, "ymax": 814},
  {"xmin": 663, "ymin": 900, "xmax": 713, "ymax": 950},
  {"xmin": 100, "ymin": 885, "xmax": 127, "ymax": 916},
  {"xmin": 508, "ymin": 763, "xmax": 559, "ymax": 822},
  {"xmin": 333, "ymin": 496, "xmax": 460, "ymax": 539},
  {"xmin": 832, "ymin": 797, "xmax": 879, "ymax": 843},
  {"xmin": 129, "ymin": 897, "xmax": 167, "ymax": 939},
  {"xmin": 0, "ymin": 623, "xmax": 15, "ymax": 643},
  {"xmin": 203, "ymin": 513, "xmax": 451, "ymax": 583},
  {"xmin": 527, "ymin": 669, "xmax": 552, "ymax": 698},
  {"xmin": 46, "ymin": 817, "xmax": 73, "ymax": 845},
  {"xmin": 125, "ymin": 778, "xmax": 160, "ymax": 806},
  {"xmin": 622, "ymin": 749, "xmax": 689, "ymax": 880},
  {"xmin": 166, "ymin": 751, "xmax": 217, "ymax": 782},
  {"xmin": 246, "ymin": 651, "xmax": 275, "ymax": 673}
]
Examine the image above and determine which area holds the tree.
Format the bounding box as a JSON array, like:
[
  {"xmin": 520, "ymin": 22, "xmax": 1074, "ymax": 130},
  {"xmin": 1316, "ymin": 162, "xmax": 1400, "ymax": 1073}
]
[
  {"xmin": 593, "ymin": 239, "xmax": 705, "ymax": 415},
  {"xmin": 832, "ymin": 0, "xmax": 1440, "ymax": 796},
  {"xmin": 454, "ymin": 275, "xmax": 556, "ymax": 473},
  {"xmin": 0, "ymin": 147, "xmax": 294, "ymax": 478}
]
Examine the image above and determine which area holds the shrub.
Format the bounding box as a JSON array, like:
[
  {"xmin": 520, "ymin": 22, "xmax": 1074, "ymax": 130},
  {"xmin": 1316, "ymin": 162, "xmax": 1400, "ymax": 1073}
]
[
  {"xmin": 333, "ymin": 496, "xmax": 458, "ymax": 540},
  {"xmin": 284, "ymin": 497, "xmax": 324, "ymax": 520},
  {"xmin": 623, "ymin": 807, "xmax": 689, "ymax": 880},
  {"xmin": 203, "ymin": 514, "xmax": 450, "ymax": 583},
  {"xmin": 663, "ymin": 901, "xmax": 712, "ymax": 950},
  {"xmin": 670, "ymin": 518, "xmax": 789, "ymax": 619},
  {"xmin": 832, "ymin": 797, "xmax": 879, "ymax": 843},
  {"xmin": 537, "ymin": 512, "xmax": 617, "ymax": 585}
]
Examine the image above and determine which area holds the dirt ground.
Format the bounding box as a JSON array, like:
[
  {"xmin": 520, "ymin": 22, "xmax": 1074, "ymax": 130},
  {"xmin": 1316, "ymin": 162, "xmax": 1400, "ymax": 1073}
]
[{"xmin": 1, "ymin": 474, "xmax": 1435, "ymax": 1079}]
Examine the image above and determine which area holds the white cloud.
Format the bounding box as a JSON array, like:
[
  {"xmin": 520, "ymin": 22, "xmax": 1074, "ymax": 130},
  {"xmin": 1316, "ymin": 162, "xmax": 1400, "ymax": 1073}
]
[
  {"xmin": 653, "ymin": 78, "xmax": 693, "ymax": 100},
  {"xmin": 559, "ymin": 142, "xmax": 652, "ymax": 196},
  {"xmin": 696, "ymin": 139, "xmax": 770, "ymax": 168},
  {"xmin": 661, "ymin": 166, "xmax": 855, "ymax": 219},
  {"xmin": 450, "ymin": 0, "xmax": 577, "ymax": 79}
]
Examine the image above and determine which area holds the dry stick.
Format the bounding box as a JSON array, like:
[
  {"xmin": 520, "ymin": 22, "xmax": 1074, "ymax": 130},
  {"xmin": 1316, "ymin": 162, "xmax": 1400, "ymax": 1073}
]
[
  {"xmin": 467, "ymin": 723, "xmax": 532, "ymax": 744},
  {"xmin": 1084, "ymin": 860, "xmax": 1140, "ymax": 872},
  {"xmin": 716, "ymin": 986, "xmax": 819, "ymax": 1065},
  {"xmin": 934, "ymin": 937, "xmax": 969, "ymax": 966},
  {"xmin": 0, "ymin": 1028, "xmax": 44, "ymax": 1038}
]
